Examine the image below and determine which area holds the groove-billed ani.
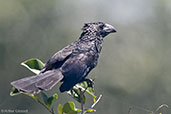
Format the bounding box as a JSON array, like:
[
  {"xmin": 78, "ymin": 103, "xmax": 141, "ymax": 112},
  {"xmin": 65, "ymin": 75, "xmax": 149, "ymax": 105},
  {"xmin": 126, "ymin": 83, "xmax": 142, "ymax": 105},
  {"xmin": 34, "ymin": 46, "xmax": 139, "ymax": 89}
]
[{"xmin": 11, "ymin": 22, "xmax": 116, "ymax": 94}]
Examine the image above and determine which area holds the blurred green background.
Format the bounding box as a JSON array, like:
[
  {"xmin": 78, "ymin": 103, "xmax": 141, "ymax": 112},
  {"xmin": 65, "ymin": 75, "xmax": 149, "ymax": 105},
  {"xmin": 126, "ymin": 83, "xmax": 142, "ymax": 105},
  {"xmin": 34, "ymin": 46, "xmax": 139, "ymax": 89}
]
[{"xmin": 0, "ymin": 0, "xmax": 171, "ymax": 114}]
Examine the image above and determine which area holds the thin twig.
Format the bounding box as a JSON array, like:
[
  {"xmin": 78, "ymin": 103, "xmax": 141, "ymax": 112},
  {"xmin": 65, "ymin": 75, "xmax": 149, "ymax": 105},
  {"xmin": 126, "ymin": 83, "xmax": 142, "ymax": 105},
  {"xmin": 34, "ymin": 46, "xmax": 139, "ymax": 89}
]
[
  {"xmin": 91, "ymin": 94, "xmax": 102, "ymax": 108},
  {"xmin": 153, "ymin": 104, "xmax": 169, "ymax": 114},
  {"xmin": 79, "ymin": 88, "xmax": 84, "ymax": 114}
]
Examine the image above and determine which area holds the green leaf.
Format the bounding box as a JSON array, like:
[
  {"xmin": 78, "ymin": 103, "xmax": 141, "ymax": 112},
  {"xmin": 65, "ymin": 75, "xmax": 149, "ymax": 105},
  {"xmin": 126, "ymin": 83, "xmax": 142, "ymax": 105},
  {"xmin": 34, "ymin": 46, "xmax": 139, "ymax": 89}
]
[
  {"xmin": 78, "ymin": 80, "xmax": 96, "ymax": 102},
  {"xmin": 67, "ymin": 79, "xmax": 96, "ymax": 103},
  {"xmin": 84, "ymin": 109, "xmax": 96, "ymax": 113},
  {"xmin": 47, "ymin": 93, "xmax": 58, "ymax": 108},
  {"xmin": 41, "ymin": 92, "xmax": 48, "ymax": 105},
  {"xmin": 63, "ymin": 102, "xmax": 81, "ymax": 114},
  {"xmin": 23, "ymin": 93, "xmax": 38, "ymax": 102},
  {"xmin": 21, "ymin": 58, "xmax": 44, "ymax": 74},
  {"xmin": 41, "ymin": 92, "xmax": 58, "ymax": 108},
  {"xmin": 86, "ymin": 87, "xmax": 96, "ymax": 103},
  {"xmin": 67, "ymin": 88, "xmax": 86, "ymax": 104},
  {"xmin": 57, "ymin": 104, "xmax": 63, "ymax": 114},
  {"xmin": 10, "ymin": 87, "xmax": 22, "ymax": 96},
  {"xmin": 79, "ymin": 81, "xmax": 88, "ymax": 88},
  {"xmin": 10, "ymin": 89, "xmax": 38, "ymax": 102}
]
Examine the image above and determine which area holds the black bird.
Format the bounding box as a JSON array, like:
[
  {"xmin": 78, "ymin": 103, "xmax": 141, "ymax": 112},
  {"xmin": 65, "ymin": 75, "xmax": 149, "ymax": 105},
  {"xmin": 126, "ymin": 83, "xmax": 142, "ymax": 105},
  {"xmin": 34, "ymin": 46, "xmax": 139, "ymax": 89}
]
[{"xmin": 11, "ymin": 22, "xmax": 116, "ymax": 94}]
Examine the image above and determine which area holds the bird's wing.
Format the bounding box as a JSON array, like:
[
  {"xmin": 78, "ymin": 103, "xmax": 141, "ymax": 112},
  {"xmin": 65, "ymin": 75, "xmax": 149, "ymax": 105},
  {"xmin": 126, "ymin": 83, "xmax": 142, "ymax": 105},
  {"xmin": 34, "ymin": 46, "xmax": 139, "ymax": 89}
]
[
  {"xmin": 41, "ymin": 44, "xmax": 75, "ymax": 73},
  {"xmin": 59, "ymin": 52, "xmax": 95, "ymax": 92}
]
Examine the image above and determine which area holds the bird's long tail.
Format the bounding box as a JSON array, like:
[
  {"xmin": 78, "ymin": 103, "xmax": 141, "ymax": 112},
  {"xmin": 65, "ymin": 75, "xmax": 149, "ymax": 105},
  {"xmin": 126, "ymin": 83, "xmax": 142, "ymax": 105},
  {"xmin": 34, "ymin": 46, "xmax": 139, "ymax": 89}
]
[{"xmin": 10, "ymin": 70, "xmax": 63, "ymax": 94}]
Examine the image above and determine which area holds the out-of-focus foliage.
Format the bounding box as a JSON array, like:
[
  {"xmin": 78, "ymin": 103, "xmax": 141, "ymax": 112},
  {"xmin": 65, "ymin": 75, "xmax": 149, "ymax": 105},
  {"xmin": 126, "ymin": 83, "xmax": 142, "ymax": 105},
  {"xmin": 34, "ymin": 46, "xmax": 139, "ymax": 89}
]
[{"xmin": 0, "ymin": 0, "xmax": 171, "ymax": 114}]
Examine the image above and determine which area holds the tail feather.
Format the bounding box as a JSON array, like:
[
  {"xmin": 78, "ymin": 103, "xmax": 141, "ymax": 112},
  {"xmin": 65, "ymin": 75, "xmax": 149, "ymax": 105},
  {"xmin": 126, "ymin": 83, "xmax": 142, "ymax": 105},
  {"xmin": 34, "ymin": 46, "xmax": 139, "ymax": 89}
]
[
  {"xmin": 11, "ymin": 70, "xmax": 63, "ymax": 94},
  {"xmin": 35, "ymin": 70, "xmax": 63, "ymax": 91}
]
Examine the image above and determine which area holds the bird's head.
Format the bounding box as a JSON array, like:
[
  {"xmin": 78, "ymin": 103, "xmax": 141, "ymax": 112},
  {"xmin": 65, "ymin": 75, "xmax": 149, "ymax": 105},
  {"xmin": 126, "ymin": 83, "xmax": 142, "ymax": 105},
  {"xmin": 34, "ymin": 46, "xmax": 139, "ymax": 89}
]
[{"xmin": 82, "ymin": 22, "xmax": 117, "ymax": 38}]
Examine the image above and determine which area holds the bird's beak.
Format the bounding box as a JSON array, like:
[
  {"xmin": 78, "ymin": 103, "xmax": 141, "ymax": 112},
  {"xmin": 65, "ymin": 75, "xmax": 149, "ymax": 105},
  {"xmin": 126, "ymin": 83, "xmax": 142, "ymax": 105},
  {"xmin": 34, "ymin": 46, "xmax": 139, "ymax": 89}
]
[{"xmin": 104, "ymin": 24, "xmax": 117, "ymax": 33}]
